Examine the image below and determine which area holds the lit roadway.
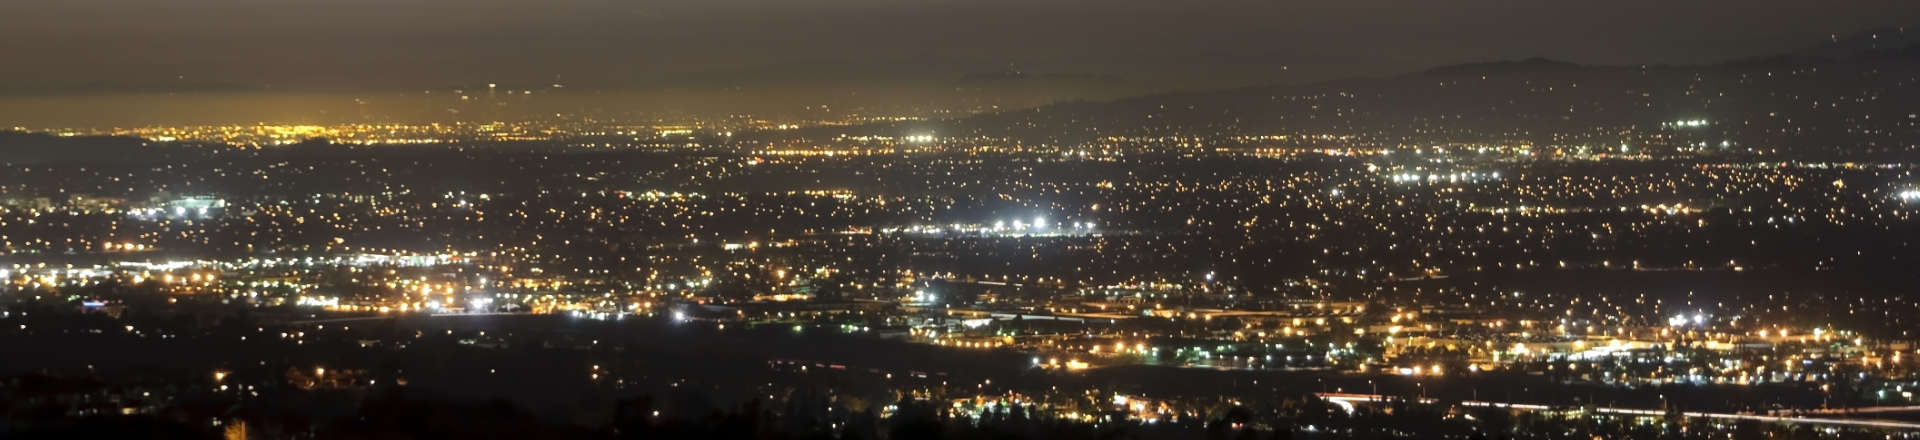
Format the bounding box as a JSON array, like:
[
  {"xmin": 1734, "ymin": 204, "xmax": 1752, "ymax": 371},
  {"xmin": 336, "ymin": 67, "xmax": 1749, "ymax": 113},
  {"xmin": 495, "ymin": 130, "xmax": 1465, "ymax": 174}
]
[
  {"xmin": 1769, "ymin": 406, "xmax": 1920, "ymax": 416},
  {"xmin": 1317, "ymin": 393, "xmax": 1920, "ymax": 431}
]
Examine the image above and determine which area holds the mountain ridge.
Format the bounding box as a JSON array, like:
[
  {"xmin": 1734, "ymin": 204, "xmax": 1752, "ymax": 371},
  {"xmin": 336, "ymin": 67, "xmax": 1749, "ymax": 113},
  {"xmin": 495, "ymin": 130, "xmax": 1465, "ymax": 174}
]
[{"xmin": 819, "ymin": 27, "xmax": 1920, "ymax": 156}]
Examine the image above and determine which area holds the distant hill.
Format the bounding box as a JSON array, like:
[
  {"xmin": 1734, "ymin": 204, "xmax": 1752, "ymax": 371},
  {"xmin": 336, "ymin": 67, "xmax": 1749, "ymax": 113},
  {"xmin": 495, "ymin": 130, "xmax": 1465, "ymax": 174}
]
[
  {"xmin": 819, "ymin": 28, "xmax": 1920, "ymax": 155},
  {"xmin": 1728, "ymin": 26, "xmax": 1919, "ymax": 65}
]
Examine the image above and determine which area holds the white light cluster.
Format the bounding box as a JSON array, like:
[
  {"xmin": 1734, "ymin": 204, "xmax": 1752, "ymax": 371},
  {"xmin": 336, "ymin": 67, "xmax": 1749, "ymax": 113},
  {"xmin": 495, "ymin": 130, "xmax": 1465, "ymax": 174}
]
[
  {"xmin": 1387, "ymin": 172, "xmax": 1500, "ymax": 184},
  {"xmin": 295, "ymin": 296, "xmax": 340, "ymax": 307},
  {"xmin": 887, "ymin": 217, "xmax": 1098, "ymax": 236},
  {"xmin": 126, "ymin": 207, "xmax": 212, "ymax": 219},
  {"xmin": 1667, "ymin": 312, "xmax": 1707, "ymax": 327}
]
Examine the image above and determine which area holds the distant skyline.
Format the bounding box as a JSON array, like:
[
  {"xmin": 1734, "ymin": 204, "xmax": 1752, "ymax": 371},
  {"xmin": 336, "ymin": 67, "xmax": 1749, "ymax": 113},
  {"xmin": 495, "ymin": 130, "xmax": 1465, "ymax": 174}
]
[{"xmin": 2, "ymin": 0, "xmax": 1917, "ymax": 126}]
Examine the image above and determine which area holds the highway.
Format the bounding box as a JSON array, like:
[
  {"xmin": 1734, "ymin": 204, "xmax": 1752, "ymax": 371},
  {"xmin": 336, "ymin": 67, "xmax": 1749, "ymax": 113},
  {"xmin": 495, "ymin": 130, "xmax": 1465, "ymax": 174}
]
[{"xmin": 1317, "ymin": 393, "xmax": 1920, "ymax": 430}]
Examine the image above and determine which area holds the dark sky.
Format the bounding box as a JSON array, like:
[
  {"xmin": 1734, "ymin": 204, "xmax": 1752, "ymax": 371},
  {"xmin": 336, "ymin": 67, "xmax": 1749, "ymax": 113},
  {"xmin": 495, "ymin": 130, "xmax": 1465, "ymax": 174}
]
[{"xmin": 1, "ymin": 0, "xmax": 1915, "ymax": 125}]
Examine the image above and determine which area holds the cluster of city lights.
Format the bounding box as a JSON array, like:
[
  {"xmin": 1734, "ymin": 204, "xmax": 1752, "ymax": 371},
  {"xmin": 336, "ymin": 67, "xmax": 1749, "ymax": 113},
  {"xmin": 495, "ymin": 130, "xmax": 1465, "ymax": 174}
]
[
  {"xmin": 1667, "ymin": 312, "xmax": 1709, "ymax": 327},
  {"xmin": 1385, "ymin": 171, "xmax": 1500, "ymax": 184},
  {"xmin": 127, "ymin": 206, "xmax": 213, "ymax": 219},
  {"xmin": 882, "ymin": 216, "xmax": 1100, "ymax": 236}
]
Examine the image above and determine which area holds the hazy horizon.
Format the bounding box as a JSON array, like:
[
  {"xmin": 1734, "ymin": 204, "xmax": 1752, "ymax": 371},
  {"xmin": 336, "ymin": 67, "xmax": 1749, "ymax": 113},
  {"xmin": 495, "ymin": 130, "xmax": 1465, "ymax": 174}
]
[{"xmin": 4, "ymin": 0, "xmax": 1919, "ymax": 126}]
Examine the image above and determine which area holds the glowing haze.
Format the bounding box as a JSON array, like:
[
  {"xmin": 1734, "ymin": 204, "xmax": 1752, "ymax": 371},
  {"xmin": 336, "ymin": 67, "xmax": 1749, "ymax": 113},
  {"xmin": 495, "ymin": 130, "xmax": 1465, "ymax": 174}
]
[{"xmin": 1, "ymin": 0, "xmax": 1915, "ymax": 126}]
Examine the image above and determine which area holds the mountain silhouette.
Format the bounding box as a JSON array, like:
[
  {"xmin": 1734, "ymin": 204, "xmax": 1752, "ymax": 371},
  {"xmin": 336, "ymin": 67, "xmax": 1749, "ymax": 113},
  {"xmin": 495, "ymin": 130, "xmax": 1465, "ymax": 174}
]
[{"xmin": 829, "ymin": 28, "xmax": 1919, "ymax": 156}]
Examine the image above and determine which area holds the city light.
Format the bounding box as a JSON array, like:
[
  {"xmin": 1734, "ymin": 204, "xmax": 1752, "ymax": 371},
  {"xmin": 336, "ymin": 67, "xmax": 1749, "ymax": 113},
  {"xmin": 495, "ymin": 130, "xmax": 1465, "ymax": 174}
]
[{"xmin": 0, "ymin": 17, "xmax": 1914, "ymax": 438}]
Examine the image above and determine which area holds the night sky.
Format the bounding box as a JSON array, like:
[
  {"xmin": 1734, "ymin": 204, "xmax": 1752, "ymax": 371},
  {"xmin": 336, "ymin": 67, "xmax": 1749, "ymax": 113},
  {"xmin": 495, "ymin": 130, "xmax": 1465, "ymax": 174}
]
[{"xmin": 1, "ymin": 0, "xmax": 1916, "ymax": 125}]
